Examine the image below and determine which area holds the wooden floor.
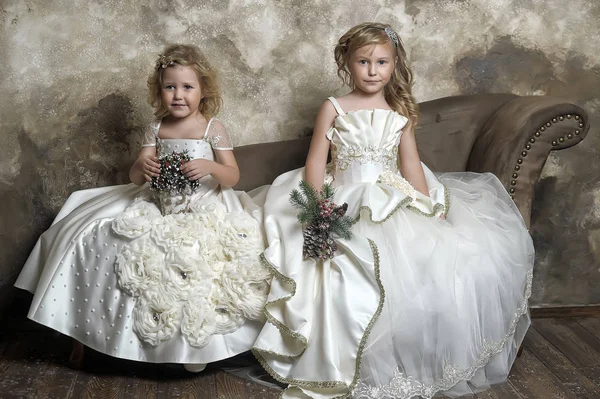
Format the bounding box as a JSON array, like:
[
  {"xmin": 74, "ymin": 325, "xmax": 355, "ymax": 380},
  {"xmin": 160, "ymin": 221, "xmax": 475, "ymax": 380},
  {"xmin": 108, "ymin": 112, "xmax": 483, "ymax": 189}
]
[{"xmin": 1, "ymin": 317, "xmax": 600, "ymax": 399}]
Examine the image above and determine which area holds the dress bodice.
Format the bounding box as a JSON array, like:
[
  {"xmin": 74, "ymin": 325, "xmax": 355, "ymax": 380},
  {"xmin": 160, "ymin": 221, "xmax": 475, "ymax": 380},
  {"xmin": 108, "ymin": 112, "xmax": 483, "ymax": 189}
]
[
  {"xmin": 157, "ymin": 138, "xmax": 215, "ymax": 162},
  {"xmin": 326, "ymin": 97, "xmax": 409, "ymax": 187},
  {"xmin": 141, "ymin": 117, "xmax": 234, "ymax": 214},
  {"xmin": 144, "ymin": 117, "xmax": 233, "ymax": 157}
]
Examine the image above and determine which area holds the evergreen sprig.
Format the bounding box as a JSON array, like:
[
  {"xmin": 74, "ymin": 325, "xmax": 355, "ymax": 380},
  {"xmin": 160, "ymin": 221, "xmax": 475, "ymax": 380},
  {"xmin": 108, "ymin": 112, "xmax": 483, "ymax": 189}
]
[{"xmin": 289, "ymin": 181, "xmax": 353, "ymax": 260}]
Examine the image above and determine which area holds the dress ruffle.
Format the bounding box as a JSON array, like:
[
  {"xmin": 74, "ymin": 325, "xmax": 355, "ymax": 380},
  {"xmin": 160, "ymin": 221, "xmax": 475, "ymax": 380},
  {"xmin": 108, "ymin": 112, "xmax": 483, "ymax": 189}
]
[
  {"xmin": 252, "ymin": 166, "xmax": 533, "ymax": 399},
  {"xmin": 325, "ymin": 161, "xmax": 448, "ymax": 223}
]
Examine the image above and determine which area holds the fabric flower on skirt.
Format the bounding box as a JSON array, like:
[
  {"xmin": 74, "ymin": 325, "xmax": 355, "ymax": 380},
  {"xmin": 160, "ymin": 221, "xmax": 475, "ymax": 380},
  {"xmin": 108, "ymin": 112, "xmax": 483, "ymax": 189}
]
[
  {"xmin": 132, "ymin": 285, "xmax": 183, "ymax": 346},
  {"xmin": 162, "ymin": 248, "xmax": 214, "ymax": 301},
  {"xmin": 112, "ymin": 198, "xmax": 162, "ymax": 239},
  {"xmin": 220, "ymin": 261, "xmax": 270, "ymax": 321},
  {"xmin": 114, "ymin": 238, "xmax": 165, "ymax": 297},
  {"xmin": 218, "ymin": 212, "xmax": 264, "ymax": 260},
  {"xmin": 151, "ymin": 213, "xmax": 197, "ymax": 250},
  {"xmin": 187, "ymin": 216, "xmax": 227, "ymax": 263},
  {"xmin": 211, "ymin": 283, "xmax": 246, "ymax": 334},
  {"xmin": 180, "ymin": 296, "xmax": 218, "ymax": 348},
  {"xmin": 189, "ymin": 199, "xmax": 228, "ymax": 229}
]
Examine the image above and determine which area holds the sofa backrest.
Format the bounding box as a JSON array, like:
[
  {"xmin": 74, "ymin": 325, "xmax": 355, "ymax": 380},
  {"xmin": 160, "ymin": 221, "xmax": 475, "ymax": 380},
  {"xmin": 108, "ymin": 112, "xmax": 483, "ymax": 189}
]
[
  {"xmin": 234, "ymin": 93, "xmax": 517, "ymax": 191},
  {"xmin": 415, "ymin": 94, "xmax": 516, "ymax": 172}
]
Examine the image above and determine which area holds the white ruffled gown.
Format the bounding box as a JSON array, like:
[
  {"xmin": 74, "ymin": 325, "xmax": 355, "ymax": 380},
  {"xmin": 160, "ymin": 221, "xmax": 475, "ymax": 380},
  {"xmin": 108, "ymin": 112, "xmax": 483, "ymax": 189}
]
[
  {"xmin": 15, "ymin": 118, "xmax": 271, "ymax": 364},
  {"xmin": 252, "ymin": 97, "xmax": 534, "ymax": 398}
]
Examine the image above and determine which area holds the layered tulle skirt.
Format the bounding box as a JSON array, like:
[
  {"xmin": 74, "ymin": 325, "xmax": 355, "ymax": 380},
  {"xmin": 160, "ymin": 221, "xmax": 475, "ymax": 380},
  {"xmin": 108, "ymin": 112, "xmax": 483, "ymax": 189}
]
[{"xmin": 252, "ymin": 166, "xmax": 534, "ymax": 399}]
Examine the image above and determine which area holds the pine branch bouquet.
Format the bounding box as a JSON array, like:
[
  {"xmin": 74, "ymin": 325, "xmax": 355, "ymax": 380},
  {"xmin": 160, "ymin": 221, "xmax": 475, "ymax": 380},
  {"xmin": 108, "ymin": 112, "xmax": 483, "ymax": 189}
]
[
  {"xmin": 150, "ymin": 150, "xmax": 200, "ymax": 195},
  {"xmin": 289, "ymin": 181, "xmax": 353, "ymax": 260}
]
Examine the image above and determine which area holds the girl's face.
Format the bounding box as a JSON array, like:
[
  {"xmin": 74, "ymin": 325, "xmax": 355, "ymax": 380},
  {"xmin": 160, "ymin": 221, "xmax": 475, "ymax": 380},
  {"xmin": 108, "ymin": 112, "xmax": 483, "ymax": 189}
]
[
  {"xmin": 348, "ymin": 43, "xmax": 396, "ymax": 95},
  {"xmin": 160, "ymin": 65, "xmax": 203, "ymax": 120}
]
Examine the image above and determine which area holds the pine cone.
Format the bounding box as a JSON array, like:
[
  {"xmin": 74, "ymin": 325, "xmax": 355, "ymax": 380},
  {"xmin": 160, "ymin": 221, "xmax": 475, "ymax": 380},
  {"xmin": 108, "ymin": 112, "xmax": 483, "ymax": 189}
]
[
  {"xmin": 303, "ymin": 223, "xmax": 336, "ymax": 260},
  {"xmin": 333, "ymin": 203, "xmax": 348, "ymax": 217}
]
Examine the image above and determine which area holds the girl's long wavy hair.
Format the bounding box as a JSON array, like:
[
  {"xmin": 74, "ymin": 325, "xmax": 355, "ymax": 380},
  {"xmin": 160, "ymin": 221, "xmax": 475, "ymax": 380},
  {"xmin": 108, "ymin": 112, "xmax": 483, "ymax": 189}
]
[
  {"xmin": 334, "ymin": 22, "xmax": 418, "ymax": 125},
  {"xmin": 147, "ymin": 44, "xmax": 222, "ymax": 119}
]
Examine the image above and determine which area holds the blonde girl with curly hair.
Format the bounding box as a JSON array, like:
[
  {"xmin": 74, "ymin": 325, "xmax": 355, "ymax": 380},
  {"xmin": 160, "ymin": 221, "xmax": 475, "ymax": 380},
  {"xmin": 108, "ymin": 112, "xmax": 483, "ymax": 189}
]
[
  {"xmin": 16, "ymin": 43, "xmax": 271, "ymax": 373},
  {"xmin": 253, "ymin": 23, "xmax": 533, "ymax": 399}
]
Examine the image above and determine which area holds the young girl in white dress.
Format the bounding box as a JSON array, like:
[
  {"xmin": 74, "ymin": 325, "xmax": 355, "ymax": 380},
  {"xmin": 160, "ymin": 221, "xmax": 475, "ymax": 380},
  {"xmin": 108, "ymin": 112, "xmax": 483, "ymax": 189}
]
[
  {"xmin": 15, "ymin": 44, "xmax": 271, "ymax": 372},
  {"xmin": 252, "ymin": 23, "xmax": 534, "ymax": 398}
]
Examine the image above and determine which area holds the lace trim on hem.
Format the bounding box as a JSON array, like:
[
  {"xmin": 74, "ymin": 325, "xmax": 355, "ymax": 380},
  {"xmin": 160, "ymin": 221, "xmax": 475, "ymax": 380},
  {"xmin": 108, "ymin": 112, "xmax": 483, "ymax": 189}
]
[
  {"xmin": 252, "ymin": 239, "xmax": 385, "ymax": 399},
  {"xmin": 352, "ymin": 268, "xmax": 533, "ymax": 399}
]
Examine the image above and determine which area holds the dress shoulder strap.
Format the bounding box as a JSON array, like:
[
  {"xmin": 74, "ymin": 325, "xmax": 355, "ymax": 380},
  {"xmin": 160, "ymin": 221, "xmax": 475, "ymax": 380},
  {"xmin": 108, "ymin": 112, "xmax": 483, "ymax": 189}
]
[
  {"xmin": 327, "ymin": 97, "xmax": 345, "ymax": 116},
  {"xmin": 203, "ymin": 118, "xmax": 215, "ymax": 138},
  {"xmin": 153, "ymin": 119, "xmax": 162, "ymax": 137}
]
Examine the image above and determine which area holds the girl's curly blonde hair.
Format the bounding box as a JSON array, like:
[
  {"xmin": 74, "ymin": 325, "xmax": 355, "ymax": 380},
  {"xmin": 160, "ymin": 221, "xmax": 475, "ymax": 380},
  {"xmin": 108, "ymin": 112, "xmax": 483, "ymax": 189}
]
[
  {"xmin": 147, "ymin": 44, "xmax": 222, "ymax": 119},
  {"xmin": 334, "ymin": 22, "xmax": 418, "ymax": 125}
]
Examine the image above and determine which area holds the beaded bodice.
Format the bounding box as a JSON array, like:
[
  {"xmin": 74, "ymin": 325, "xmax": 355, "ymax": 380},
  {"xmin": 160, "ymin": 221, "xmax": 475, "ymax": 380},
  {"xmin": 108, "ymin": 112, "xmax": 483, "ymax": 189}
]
[
  {"xmin": 141, "ymin": 118, "xmax": 234, "ymax": 214},
  {"xmin": 326, "ymin": 99, "xmax": 408, "ymax": 181},
  {"xmin": 157, "ymin": 138, "xmax": 214, "ymax": 161}
]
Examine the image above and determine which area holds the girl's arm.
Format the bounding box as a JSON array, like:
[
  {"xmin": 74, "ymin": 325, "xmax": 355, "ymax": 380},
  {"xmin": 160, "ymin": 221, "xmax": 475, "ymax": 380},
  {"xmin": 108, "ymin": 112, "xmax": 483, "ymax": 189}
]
[
  {"xmin": 181, "ymin": 120, "xmax": 240, "ymax": 187},
  {"xmin": 399, "ymin": 122, "xmax": 429, "ymax": 196},
  {"xmin": 130, "ymin": 147, "xmax": 160, "ymax": 185},
  {"xmin": 180, "ymin": 155, "xmax": 240, "ymax": 187},
  {"xmin": 304, "ymin": 101, "xmax": 337, "ymax": 191}
]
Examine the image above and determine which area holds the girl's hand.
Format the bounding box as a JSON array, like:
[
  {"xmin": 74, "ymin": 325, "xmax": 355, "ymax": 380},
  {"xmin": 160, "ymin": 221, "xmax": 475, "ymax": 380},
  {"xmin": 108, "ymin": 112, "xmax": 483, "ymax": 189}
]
[
  {"xmin": 181, "ymin": 159, "xmax": 215, "ymax": 181},
  {"xmin": 136, "ymin": 155, "xmax": 160, "ymax": 182},
  {"xmin": 130, "ymin": 147, "xmax": 159, "ymax": 185}
]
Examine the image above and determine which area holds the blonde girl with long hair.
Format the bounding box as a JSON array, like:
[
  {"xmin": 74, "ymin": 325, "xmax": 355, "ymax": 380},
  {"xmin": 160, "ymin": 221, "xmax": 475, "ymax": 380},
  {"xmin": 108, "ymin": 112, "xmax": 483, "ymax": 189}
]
[{"xmin": 253, "ymin": 23, "xmax": 533, "ymax": 399}]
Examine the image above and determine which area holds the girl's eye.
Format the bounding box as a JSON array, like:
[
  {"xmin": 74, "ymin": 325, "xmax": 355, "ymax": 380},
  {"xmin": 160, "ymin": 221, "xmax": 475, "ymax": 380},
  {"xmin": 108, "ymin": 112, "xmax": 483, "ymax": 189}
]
[
  {"xmin": 165, "ymin": 85, "xmax": 175, "ymax": 90},
  {"xmin": 359, "ymin": 60, "xmax": 368, "ymax": 65},
  {"xmin": 184, "ymin": 85, "xmax": 193, "ymax": 89},
  {"xmin": 378, "ymin": 60, "xmax": 387, "ymax": 65}
]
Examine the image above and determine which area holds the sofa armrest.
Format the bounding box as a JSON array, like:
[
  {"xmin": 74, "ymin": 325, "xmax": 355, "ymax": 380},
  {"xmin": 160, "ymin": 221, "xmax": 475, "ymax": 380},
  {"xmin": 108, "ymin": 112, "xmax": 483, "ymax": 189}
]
[{"xmin": 467, "ymin": 96, "xmax": 589, "ymax": 227}]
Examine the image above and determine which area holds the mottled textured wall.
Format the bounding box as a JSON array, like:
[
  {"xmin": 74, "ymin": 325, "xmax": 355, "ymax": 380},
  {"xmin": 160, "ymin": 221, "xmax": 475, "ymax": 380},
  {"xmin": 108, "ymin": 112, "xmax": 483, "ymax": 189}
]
[{"xmin": 1, "ymin": 0, "xmax": 599, "ymax": 312}]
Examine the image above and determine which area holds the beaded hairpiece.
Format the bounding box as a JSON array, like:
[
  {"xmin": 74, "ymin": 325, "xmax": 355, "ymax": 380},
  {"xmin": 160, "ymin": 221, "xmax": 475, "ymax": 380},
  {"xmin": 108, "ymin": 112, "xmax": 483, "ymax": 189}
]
[
  {"xmin": 383, "ymin": 26, "xmax": 399, "ymax": 47},
  {"xmin": 156, "ymin": 54, "xmax": 175, "ymax": 70}
]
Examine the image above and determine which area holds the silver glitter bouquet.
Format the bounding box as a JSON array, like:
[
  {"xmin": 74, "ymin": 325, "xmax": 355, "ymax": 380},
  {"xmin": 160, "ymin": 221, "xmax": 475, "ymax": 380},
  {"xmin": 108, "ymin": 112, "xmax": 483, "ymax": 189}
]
[
  {"xmin": 150, "ymin": 150, "xmax": 200, "ymax": 214},
  {"xmin": 289, "ymin": 181, "xmax": 353, "ymax": 260}
]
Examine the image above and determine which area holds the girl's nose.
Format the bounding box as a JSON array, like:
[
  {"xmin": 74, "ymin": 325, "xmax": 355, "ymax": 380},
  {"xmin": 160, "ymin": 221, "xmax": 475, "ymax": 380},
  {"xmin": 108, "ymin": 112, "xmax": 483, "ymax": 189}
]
[{"xmin": 368, "ymin": 64, "xmax": 376, "ymax": 76}]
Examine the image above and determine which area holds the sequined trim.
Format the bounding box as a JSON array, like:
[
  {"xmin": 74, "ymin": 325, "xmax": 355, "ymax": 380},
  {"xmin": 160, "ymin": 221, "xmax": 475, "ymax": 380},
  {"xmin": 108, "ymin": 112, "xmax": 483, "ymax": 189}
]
[
  {"xmin": 253, "ymin": 350, "xmax": 348, "ymax": 390},
  {"xmin": 406, "ymin": 185, "xmax": 451, "ymax": 218},
  {"xmin": 252, "ymin": 239, "xmax": 385, "ymax": 398},
  {"xmin": 348, "ymin": 240, "xmax": 386, "ymax": 395},
  {"xmin": 353, "ymin": 268, "xmax": 534, "ymax": 399},
  {"xmin": 352, "ymin": 184, "xmax": 449, "ymax": 225},
  {"xmin": 353, "ymin": 199, "xmax": 413, "ymax": 225},
  {"xmin": 257, "ymin": 254, "xmax": 307, "ymax": 356}
]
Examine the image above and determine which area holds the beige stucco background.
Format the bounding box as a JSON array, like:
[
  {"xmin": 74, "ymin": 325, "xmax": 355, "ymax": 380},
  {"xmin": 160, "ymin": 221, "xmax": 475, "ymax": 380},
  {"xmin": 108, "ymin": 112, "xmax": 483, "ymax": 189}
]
[{"xmin": 1, "ymin": 0, "xmax": 599, "ymax": 313}]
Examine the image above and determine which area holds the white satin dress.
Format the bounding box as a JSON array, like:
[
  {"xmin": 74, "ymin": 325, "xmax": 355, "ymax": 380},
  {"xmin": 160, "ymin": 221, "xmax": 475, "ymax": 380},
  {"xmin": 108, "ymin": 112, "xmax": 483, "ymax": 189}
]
[
  {"xmin": 252, "ymin": 97, "xmax": 534, "ymax": 398},
  {"xmin": 15, "ymin": 118, "xmax": 271, "ymax": 364}
]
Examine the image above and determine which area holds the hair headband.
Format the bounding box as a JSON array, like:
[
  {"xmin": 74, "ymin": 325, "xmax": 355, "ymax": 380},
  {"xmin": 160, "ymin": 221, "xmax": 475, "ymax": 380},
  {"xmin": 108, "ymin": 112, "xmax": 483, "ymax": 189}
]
[
  {"xmin": 156, "ymin": 54, "xmax": 175, "ymax": 70},
  {"xmin": 383, "ymin": 26, "xmax": 399, "ymax": 47},
  {"xmin": 363, "ymin": 25, "xmax": 399, "ymax": 47}
]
